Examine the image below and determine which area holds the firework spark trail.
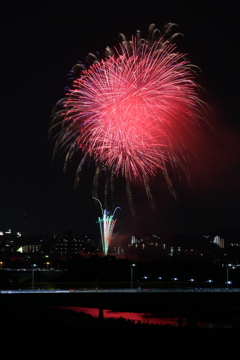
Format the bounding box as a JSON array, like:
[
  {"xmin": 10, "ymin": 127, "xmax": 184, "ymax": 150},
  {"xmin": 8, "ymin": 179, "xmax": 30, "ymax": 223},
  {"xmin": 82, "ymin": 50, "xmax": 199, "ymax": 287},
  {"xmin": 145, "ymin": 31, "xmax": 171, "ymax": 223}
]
[
  {"xmin": 98, "ymin": 210, "xmax": 116, "ymax": 256},
  {"xmin": 93, "ymin": 197, "xmax": 120, "ymax": 255},
  {"xmin": 50, "ymin": 23, "xmax": 206, "ymax": 211}
]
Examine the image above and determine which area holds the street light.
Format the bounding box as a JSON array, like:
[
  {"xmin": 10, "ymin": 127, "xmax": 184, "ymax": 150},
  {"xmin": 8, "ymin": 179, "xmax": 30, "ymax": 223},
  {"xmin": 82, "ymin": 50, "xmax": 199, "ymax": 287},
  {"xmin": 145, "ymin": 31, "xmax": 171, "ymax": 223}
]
[
  {"xmin": 31, "ymin": 264, "xmax": 37, "ymax": 289},
  {"xmin": 225, "ymin": 264, "xmax": 239, "ymax": 288},
  {"xmin": 130, "ymin": 264, "xmax": 136, "ymax": 289}
]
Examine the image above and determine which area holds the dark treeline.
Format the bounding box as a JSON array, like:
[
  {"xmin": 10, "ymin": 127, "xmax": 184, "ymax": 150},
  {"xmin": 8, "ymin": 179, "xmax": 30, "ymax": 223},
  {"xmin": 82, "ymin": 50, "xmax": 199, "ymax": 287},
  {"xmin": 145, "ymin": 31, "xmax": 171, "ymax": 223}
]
[{"xmin": 1, "ymin": 254, "xmax": 239, "ymax": 289}]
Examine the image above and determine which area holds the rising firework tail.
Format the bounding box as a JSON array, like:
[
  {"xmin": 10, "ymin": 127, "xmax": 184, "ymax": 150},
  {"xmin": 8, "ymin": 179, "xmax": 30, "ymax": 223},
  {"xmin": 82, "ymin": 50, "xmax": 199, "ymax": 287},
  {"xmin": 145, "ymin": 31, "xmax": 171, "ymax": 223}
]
[
  {"xmin": 94, "ymin": 197, "xmax": 120, "ymax": 255},
  {"xmin": 50, "ymin": 22, "xmax": 207, "ymax": 213}
]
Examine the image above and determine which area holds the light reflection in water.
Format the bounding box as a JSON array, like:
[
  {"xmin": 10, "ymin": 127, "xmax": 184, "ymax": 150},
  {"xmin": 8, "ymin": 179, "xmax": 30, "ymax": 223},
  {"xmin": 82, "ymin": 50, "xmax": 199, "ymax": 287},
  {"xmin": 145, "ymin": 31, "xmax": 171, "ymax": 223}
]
[
  {"xmin": 56, "ymin": 306, "xmax": 238, "ymax": 328},
  {"xmin": 57, "ymin": 306, "xmax": 186, "ymax": 326}
]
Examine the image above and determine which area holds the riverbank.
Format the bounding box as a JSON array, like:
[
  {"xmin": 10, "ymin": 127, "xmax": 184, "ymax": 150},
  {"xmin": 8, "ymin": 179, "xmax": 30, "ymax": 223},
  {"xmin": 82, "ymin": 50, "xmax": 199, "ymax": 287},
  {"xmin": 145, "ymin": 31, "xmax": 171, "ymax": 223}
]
[{"xmin": 0, "ymin": 304, "xmax": 239, "ymax": 358}]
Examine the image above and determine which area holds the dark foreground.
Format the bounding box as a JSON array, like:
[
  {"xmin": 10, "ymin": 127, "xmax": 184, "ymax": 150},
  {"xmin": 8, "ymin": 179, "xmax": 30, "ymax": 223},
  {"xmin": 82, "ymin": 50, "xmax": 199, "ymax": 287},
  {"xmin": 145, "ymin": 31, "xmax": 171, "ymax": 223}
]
[{"xmin": 0, "ymin": 304, "xmax": 239, "ymax": 359}]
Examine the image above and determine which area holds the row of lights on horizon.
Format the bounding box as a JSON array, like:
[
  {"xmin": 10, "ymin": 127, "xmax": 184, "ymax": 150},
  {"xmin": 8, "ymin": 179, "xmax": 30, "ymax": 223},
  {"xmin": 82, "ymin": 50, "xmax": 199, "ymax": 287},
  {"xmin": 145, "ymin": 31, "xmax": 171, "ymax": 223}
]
[{"xmin": 130, "ymin": 263, "xmax": 238, "ymax": 288}]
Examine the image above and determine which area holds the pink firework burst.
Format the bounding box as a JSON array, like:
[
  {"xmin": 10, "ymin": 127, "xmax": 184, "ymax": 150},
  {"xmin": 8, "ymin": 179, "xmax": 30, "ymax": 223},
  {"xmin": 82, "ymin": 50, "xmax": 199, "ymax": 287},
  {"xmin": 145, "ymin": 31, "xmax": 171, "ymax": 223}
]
[{"xmin": 51, "ymin": 23, "xmax": 206, "ymax": 211}]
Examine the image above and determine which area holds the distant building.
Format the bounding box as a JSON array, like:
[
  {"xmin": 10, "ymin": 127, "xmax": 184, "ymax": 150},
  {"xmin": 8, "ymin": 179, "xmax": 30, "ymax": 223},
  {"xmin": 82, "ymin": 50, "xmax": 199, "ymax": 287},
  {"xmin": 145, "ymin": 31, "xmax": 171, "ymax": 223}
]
[
  {"xmin": 51, "ymin": 235, "xmax": 97, "ymax": 256},
  {"xmin": 112, "ymin": 245, "xmax": 125, "ymax": 256},
  {"xmin": 213, "ymin": 236, "xmax": 224, "ymax": 248},
  {"xmin": 20, "ymin": 238, "xmax": 42, "ymax": 253}
]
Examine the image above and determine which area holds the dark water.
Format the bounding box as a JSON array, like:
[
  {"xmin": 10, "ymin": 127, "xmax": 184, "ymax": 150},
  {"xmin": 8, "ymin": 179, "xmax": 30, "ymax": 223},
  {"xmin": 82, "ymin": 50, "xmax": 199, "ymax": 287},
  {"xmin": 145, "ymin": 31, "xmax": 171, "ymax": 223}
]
[
  {"xmin": 57, "ymin": 305, "xmax": 239, "ymax": 328},
  {"xmin": 1, "ymin": 303, "xmax": 239, "ymax": 358}
]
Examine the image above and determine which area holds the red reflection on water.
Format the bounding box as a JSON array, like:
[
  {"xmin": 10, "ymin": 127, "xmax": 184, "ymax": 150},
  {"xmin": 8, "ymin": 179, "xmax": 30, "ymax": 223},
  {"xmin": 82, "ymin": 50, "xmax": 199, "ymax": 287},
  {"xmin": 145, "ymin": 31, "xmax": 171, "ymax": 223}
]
[{"xmin": 58, "ymin": 306, "xmax": 186, "ymax": 326}]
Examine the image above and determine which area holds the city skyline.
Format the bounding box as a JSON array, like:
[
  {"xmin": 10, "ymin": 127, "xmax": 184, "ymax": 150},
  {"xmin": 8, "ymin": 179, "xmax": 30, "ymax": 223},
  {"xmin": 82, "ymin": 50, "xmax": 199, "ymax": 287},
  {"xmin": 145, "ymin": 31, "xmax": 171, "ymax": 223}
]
[{"xmin": 1, "ymin": 2, "xmax": 239, "ymax": 238}]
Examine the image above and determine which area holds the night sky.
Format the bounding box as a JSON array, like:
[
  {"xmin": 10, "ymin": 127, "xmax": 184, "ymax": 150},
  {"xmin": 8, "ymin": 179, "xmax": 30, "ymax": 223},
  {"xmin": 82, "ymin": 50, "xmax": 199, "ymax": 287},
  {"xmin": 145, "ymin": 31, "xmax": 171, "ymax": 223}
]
[{"xmin": 1, "ymin": 1, "xmax": 239, "ymax": 238}]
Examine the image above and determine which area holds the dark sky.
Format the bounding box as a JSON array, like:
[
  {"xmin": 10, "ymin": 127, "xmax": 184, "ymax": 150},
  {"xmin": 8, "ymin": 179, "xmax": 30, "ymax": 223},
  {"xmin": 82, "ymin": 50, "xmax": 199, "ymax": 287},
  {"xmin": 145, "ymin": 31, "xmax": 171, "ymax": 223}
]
[{"xmin": 0, "ymin": 1, "xmax": 239, "ymax": 238}]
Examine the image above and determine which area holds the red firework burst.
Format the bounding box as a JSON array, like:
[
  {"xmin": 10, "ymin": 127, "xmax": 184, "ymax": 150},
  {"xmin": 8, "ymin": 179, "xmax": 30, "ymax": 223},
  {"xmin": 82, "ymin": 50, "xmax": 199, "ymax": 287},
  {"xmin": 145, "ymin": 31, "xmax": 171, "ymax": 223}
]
[{"xmin": 51, "ymin": 23, "xmax": 205, "ymax": 208}]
